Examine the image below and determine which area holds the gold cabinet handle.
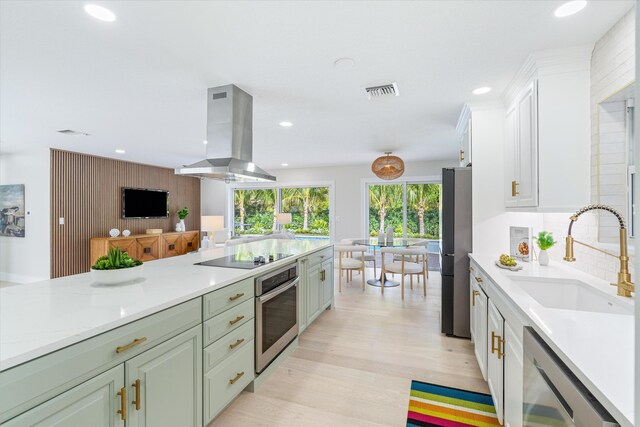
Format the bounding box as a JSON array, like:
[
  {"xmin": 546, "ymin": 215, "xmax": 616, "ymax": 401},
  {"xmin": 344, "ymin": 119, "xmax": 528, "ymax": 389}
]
[
  {"xmin": 511, "ymin": 180, "xmax": 520, "ymax": 197},
  {"xmin": 474, "ymin": 276, "xmax": 483, "ymax": 283},
  {"xmin": 472, "ymin": 290, "xmax": 480, "ymax": 306},
  {"xmin": 459, "ymin": 149, "xmax": 465, "ymax": 162},
  {"xmin": 229, "ymin": 371, "xmax": 245, "ymax": 385},
  {"xmin": 229, "ymin": 315, "xmax": 245, "ymax": 325},
  {"xmin": 229, "ymin": 338, "xmax": 245, "ymax": 349},
  {"xmin": 497, "ymin": 335, "xmax": 505, "ymax": 359},
  {"xmin": 132, "ymin": 379, "xmax": 141, "ymax": 411},
  {"xmin": 468, "ymin": 266, "xmax": 474, "ymax": 272},
  {"xmin": 229, "ymin": 292, "xmax": 245, "ymax": 301},
  {"xmin": 320, "ymin": 270, "xmax": 326, "ymax": 281},
  {"xmin": 116, "ymin": 337, "xmax": 147, "ymax": 353},
  {"xmin": 117, "ymin": 386, "xmax": 127, "ymax": 420},
  {"xmin": 491, "ymin": 331, "xmax": 497, "ymax": 354}
]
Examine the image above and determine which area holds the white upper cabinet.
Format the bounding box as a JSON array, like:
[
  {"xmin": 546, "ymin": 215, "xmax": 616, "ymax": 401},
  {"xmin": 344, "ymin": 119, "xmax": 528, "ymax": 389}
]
[
  {"xmin": 456, "ymin": 106, "xmax": 472, "ymax": 167},
  {"xmin": 503, "ymin": 45, "xmax": 592, "ymax": 211}
]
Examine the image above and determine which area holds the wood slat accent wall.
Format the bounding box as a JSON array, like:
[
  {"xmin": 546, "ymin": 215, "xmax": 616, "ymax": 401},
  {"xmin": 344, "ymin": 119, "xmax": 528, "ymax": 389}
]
[{"xmin": 51, "ymin": 149, "xmax": 201, "ymax": 278}]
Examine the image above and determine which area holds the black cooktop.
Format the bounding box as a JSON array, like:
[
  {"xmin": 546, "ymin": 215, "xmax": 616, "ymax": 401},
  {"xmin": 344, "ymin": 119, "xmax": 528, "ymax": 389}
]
[{"xmin": 195, "ymin": 253, "xmax": 293, "ymax": 270}]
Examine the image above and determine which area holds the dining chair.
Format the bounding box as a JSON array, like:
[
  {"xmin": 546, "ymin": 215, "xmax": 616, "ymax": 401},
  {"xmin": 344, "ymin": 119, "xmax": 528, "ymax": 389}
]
[
  {"xmin": 392, "ymin": 239, "xmax": 429, "ymax": 282},
  {"xmin": 340, "ymin": 238, "xmax": 377, "ymax": 279},
  {"xmin": 380, "ymin": 246, "xmax": 428, "ymax": 300},
  {"xmin": 334, "ymin": 245, "xmax": 366, "ymax": 292}
]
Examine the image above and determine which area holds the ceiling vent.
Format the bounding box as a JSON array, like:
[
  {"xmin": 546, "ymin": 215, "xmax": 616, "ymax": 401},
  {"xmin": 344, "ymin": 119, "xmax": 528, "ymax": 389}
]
[
  {"xmin": 364, "ymin": 82, "xmax": 399, "ymax": 99},
  {"xmin": 57, "ymin": 129, "xmax": 90, "ymax": 136}
]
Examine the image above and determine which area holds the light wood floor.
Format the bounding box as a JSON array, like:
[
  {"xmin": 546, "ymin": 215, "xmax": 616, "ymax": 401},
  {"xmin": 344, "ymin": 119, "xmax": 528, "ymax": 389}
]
[{"xmin": 210, "ymin": 268, "xmax": 487, "ymax": 427}]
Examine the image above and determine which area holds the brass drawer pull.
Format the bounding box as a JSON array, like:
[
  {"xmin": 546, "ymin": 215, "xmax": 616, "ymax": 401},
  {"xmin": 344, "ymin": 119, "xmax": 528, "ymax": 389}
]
[
  {"xmin": 229, "ymin": 315, "xmax": 245, "ymax": 325},
  {"xmin": 491, "ymin": 331, "xmax": 497, "ymax": 354},
  {"xmin": 229, "ymin": 371, "xmax": 245, "ymax": 385},
  {"xmin": 474, "ymin": 276, "xmax": 483, "ymax": 283},
  {"xmin": 116, "ymin": 337, "xmax": 147, "ymax": 353},
  {"xmin": 229, "ymin": 338, "xmax": 245, "ymax": 349},
  {"xmin": 511, "ymin": 180, "xmax": 520, "ymax": 197},
  {"xmin": 229, "ymin": 292, "xmax": 245, "ymax": 301},
  {"xmin": 459, "ymin": 149, "xmax": 465, "ymax": 162},
  {"xmin": 117, "ymin": 386, "xmax": 127, "ymax": 420},
  {"xmin": 497, "ymin": 335, "xmax": 505, "ymax": 359},
  {"xmin": 472, "ymin": 290, "xmax": 480, "ymax": 306},
  {"xmin": 132, "ymin": 379, "xmax": 141, "ymax": 411},
  {"xmin": 468, "ymin": 266, "xmax": 474, "ymax": 272}
]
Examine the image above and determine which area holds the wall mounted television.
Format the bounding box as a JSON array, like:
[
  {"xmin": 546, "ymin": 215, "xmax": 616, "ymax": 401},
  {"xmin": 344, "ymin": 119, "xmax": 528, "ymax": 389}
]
[{"xmin": 121, "ymin": 187, "xmax": 169, "ymax": 219}]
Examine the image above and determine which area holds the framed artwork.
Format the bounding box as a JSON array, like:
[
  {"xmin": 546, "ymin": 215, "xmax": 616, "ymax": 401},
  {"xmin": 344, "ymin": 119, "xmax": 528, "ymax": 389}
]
[{"xmin": 0, "ymin": 184, "xmax": 25, "ymax": 238}]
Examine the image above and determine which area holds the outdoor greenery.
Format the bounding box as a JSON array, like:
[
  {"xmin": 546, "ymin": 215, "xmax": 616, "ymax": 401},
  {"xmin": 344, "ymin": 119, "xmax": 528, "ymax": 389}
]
[
  {"xmin": 234, "ymin": 187, "xmax": 330, "ymax": 236},
  {"xmin": 369, "ymin": 183, "xmax": 441, "ymax": 238},
  {"xmin": 91, "ymin": 246, "xmax": 143, "ymax": 270}
]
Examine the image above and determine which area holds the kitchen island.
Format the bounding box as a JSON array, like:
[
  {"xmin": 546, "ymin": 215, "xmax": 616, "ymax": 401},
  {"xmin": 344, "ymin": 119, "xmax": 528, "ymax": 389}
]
[{"xmin": 0, "ymin": 238, "xmax": 333, "ymax": 426}]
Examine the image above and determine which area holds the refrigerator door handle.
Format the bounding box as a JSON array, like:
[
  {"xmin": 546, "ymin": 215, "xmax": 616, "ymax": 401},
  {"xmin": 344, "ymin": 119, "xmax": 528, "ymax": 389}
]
[{"xmin": 442, "ymin": 253, "xmax": 455, "ymax": 257}]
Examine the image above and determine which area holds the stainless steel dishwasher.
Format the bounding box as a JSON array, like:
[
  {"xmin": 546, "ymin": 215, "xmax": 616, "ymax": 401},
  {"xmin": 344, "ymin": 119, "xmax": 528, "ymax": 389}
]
[{"xmin": 523, "ymin": 327, "xmax": 619, "ymax": 427}]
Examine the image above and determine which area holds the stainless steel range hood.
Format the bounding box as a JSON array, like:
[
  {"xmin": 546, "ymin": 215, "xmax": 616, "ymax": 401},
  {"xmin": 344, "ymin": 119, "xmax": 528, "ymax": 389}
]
[{"xmin": 175, "ymin": 85, "xmax": 276, "ymax": 182}]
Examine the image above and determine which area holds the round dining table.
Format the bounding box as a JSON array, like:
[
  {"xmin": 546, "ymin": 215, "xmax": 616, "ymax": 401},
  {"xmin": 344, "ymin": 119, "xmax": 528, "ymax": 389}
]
[{"xmin": 351, "ymin": 238, "xmax": 419, "ymax": 287}]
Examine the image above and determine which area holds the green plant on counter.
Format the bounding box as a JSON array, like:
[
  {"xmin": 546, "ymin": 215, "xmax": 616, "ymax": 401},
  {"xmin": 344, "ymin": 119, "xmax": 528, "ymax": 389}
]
[
  {"xmin": 177, "ymin": 206, "xmax": 189, "ymax": 220},
  {"xmin": 535, "ymin": 231, "xmax": 557, "ymax": 251},
  {"xmin": 92, "ymin": 246, "xmax": 143, "ymax": 270}
]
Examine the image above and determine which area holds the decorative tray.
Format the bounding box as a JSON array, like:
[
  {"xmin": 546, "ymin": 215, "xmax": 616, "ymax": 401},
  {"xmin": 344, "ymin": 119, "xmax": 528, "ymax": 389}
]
[{"xmin": 494, "ymin": 260, "xmax": 523, "ymax": 271}]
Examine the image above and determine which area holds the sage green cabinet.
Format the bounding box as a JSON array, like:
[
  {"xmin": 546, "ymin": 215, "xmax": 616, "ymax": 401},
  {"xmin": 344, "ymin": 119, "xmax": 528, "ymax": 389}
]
[
  {"xmin": 298, "ymin": 259, "xmax": 308, "ymax": 333},
  {"xmin": 306, "ymin": 263, "xmax": 323, "ymax": 325},
  {"xmin": 321, "ymin": 258, "xmax": 334, "ymax": 308},
  {"xmin": 3, "ymin": 365, "xmax": 124, "ymax": 427},
  {"xmin": 125, "ymin": 326, "xmax": 202, "ymax": 427}
]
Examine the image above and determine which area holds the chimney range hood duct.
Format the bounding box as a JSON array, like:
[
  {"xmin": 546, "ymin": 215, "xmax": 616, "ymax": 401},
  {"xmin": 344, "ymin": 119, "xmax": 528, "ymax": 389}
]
[{"xmin": 175, "ymin": 85, "xmax": 276, "ymax": 182}]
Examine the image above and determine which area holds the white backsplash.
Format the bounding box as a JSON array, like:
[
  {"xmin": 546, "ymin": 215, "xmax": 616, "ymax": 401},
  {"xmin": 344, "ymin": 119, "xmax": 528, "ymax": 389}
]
[{"xmin": 542, "ymin": 212, "xmax": 635, "ymax": 284}]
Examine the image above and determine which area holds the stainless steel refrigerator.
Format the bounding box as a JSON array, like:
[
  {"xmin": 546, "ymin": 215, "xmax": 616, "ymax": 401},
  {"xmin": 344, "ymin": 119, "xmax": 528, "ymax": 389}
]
[{"xmin": 440, "ymin": 167, "xmax": 472, "ymax": 338}]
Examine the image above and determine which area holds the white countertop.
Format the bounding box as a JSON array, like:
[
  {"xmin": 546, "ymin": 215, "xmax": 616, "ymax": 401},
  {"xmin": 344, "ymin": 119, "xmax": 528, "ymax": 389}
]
[
  {"xmin": 470, "ymin": 254, "xmax": 634, "ymax": 427},
  {"xmin": 0, "ymin": 239, "xmax": 331, "ymax": 371}
]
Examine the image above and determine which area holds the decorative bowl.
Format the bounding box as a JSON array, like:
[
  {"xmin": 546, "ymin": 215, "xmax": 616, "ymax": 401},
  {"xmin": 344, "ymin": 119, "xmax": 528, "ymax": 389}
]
[
  {"xmin": 109, "ymin": 228, "xmax": 120, "ymax": 238},
  {"xmin": 91, "ymin": 265, "xmax": 144, "ymax": 285}
]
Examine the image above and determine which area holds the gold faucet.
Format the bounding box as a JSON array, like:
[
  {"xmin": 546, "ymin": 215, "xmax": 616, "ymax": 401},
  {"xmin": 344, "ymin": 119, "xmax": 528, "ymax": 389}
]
[{"xmin": 564, "ymin": 205, "xmax": 634, "ymax": 298}]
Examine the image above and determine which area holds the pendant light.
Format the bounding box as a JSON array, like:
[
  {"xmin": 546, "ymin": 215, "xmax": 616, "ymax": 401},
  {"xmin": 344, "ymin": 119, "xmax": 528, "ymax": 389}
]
[{"xmin": 371, "ymin": 152, "xmax": 405, "ymax": 180}]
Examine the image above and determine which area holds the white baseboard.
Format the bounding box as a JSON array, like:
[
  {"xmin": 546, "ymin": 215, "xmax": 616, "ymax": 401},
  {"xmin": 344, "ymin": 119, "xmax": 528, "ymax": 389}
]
[{"xmin": 0, "ymin": 271, "xmax": 49, "ymax": 284}]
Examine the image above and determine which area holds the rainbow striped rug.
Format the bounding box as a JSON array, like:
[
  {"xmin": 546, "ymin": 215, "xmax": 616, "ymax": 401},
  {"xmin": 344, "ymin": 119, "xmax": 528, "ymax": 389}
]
[{"xmin": 407, "ymin": 381, "xmax": 499, "ymax": 427}]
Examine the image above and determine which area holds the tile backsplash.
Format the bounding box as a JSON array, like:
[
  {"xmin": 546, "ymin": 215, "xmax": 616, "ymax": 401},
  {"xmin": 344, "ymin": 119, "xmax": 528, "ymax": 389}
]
[{"xmin": 541, "ymin": 212, "xmax": 635, "ymax": 284}]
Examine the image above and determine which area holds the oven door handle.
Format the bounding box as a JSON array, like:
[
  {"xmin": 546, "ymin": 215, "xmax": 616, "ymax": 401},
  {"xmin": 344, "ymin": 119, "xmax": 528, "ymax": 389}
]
[{"xmin": 258, "ymin": 277, "xmax": 299, "ymax": 303}]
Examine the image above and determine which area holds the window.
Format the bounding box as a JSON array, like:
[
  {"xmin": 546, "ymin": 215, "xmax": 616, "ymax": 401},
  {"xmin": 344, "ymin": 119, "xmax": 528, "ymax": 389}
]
[
  {"xmin": 365, "ymin": 180, "xmax": 441, "ymax": 239},
  {"xmin": 231, "ymin": 183, "xmax": 332, "ymax": 239}
]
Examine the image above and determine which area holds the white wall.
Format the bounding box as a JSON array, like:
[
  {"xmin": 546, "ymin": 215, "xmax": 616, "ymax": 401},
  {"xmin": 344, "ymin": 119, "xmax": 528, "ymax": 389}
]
[
  {"xmin": 634, "ymin": 3, "xmax": 639, "ymax": 425},
  {"xmin": 200, "ymin": 159, "xmax": 456, "ymax": 242},
  {"xmin": 592, "ymin": 6, "xmax": 636, "ymax": 241},
  {"xmin": 0, "ymin": 148, "xmax": 50, "ymax": 282}
]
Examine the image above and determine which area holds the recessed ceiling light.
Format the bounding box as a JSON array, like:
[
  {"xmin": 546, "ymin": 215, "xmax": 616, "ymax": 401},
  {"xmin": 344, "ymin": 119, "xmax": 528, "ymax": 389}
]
[
  {"xmin": 554, "ymin": 1, "xmax": 587, "ymax": 18},
  {"xmin": 279, "ymin": 121, "xmax": 293, "ymax": 127},
  {"xmin": 203, "ymin": 140, "xmax": 208, "ymax": 144},
  {"xmin": 334, "ymin": 57, "xmax": 355, "ymax": 68},
  {"xmin": 472, "ymin": 86, "xmax": 492, "ymax": 95},
  {"xmin": 115, "ymin": 149, "xmax": 125, "ymax": 154},
  {"xmin": 84, "ymin": 4, "xmax": 116, "ymax": 22},
  {"xmin": 281, "ymin": 163, "xmax": 288, "ymax": 167}
]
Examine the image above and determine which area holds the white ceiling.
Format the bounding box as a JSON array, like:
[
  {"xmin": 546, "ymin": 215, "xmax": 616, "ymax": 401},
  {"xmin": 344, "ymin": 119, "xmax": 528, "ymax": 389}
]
[{"xmin": 0, "ymin": 0, "xmax": 634, "ymax": 171}]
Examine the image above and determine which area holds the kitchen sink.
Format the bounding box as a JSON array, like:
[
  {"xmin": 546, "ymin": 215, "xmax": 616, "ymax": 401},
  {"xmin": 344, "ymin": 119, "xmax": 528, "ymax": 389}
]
[{"xmin": 508, "ymin": 276, "xmax": 633, "ymax": 315}]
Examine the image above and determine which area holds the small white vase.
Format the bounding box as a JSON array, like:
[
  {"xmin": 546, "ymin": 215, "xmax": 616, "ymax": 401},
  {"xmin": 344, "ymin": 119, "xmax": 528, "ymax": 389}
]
[
  {"xmin": 539, "ymin": 249, "xmax": 549, "ymax": 266},
  {"xmin": 179, "ymin": 219, "xmax": 186, "ymax": 232}
]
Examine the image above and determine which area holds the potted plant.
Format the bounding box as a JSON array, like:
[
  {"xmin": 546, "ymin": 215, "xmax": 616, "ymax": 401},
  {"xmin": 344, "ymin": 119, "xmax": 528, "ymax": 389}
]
[
  {"xmin": 91, "ymin": 246, "xmax": 144, "ymax": 284},
  {"xmin": 177, "ymin": 206, "xmax": 189, "ymax": 232},
  {"xmin": 535, "ymin": 231, "xmax": 556, "ymax": 266}
]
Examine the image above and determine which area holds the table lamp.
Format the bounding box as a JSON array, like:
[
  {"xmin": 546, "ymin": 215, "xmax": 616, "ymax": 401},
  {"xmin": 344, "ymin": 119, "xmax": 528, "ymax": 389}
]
[
  {"xmin": 201, "ymin": 215, "xmax": 224, "ymax": 240},
  {"xmin": 276, "ymin": 213, "xmax": 292, "ymax": 234}
]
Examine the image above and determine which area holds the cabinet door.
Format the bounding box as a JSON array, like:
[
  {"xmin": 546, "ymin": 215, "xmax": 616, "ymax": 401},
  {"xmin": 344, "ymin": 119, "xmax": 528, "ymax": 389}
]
[
  {"xmin": 504, "ymin": 105, "xmax": 519, "ymax": 208},
  {"xmin": 460, "ymin": 118, "xmax": 471, "ymax": 167},
  {"xmin": 469, "ymin": 268, "xmax": 476, "ymax": 343},
  {"xmin": 136, "ymin": 237, "xmax": 160, "ymax": 262},
  {"xmin": 3, "ymin": 365, "xmax": 124, "ymax": 427},
  {"xmin": 298, "ymin": 258, "xmax": 308, "ymax": 334},
  {"xmin": 473, "ymin": 281, "xmax": 488, "ymax": 381},
  {"xmin": 487, "ymin": 300, "xmax": 505, "ymax": 424},
  {"xmin": 160, "ymin": 234, "xmax": 181, "ymax": 258},
  {"xmin": 306, "ymin": 263, "xmax": 322, "ymax": 325},
  {"xmin": 504, "ymin": 322, "xmax": 523, "ymax": 427},
  {"xmin": 321, "ymin": 259, "xmax": 334, "ymax": 308},
  {"xmin": 180, "ymin": 232, "xmax": 199, "ymax": 254},
  {"xmin": 125, "ymin": 326, "xmax": 202, "ymax": 427},
  {"xmin": 109, "ymin": 238, "xmax": 138, "ymax": 260},
  {"xmin": 516, "ymin": 81, "xmax": 538, "ymax": 207}
]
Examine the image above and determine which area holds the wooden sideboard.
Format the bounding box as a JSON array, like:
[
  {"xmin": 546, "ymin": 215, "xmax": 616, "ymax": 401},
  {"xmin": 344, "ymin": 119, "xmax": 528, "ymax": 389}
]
[{"xmin": 90, "ymin": 231, "xmax": 200, "ymax": 264}]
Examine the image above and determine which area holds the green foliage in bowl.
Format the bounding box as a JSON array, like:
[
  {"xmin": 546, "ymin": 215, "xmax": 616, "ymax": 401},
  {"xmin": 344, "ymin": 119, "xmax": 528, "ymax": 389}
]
[
  {"xmin": 535, "ymin": 231, "xmax": 557, "ymax": 251},
  {"xmin": 178, "ymin": 206, "xmax": 189, "ymax": 220},
  {"xmin": 92, "ymin": 246, "xmax": 143, "ymax": 270}
]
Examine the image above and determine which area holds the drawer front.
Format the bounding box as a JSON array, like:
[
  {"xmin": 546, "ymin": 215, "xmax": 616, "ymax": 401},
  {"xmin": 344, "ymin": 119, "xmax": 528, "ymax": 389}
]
[
  {"xmin": 203, "ymin": 342, "xmax": 254, "ymax": 423},
  {"xmin": 204, "ymin": 320, "xmax": 255, "ymax": 373},
  {"xmin": 135, "ymin": 236, "xmax": 160, "ymax": 262},
  {"xmin": 305, "ymin": 246, "xmax": 333, "ymax": 268},
  {"xmin": 203, "ymin": 299, "xmax": 254, "ymax": 347},
  {"xmin": 0, "ymin": 298, "xmax": 201, "ymax": 424},
  {"xmin": 203, "ymin": 278, "xmax": 253, "ymax": 321}
]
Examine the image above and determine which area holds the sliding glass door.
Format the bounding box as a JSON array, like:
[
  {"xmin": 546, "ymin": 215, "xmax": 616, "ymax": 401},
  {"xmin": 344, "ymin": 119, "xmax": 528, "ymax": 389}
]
[{"xmin": 366, "ymin": 181, "xmax": 441, "ymax": 239}]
